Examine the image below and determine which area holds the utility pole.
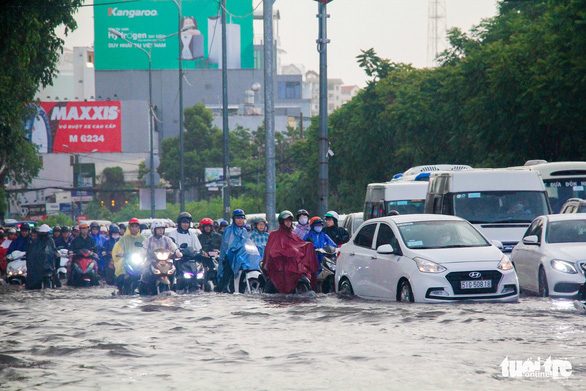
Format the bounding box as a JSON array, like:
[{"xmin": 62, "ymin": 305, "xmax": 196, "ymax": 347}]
[
  {"xmin": 221, "ymin": 0, "xmax": 231, "ymax": 221},
  {"xmin": 177, "ymin": 0, "xmax": 186, "ymax": 212},
  {"xmin": 316, "ymin": 0, "xmax": 332, "ymax": 218},
  {"xmin": 264, "ymin": 0, "xmax": 276, "ymax": 230}
]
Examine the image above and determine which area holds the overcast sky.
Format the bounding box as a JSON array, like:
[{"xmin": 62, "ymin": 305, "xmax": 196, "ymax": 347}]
[{"xmin": 60, "ymin": 0, "xmax": 499, "ymax": 86}]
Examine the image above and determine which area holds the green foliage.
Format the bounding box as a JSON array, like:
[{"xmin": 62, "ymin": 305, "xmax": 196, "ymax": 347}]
[{"xmin": 39, "ymin": 213, "xmax": 74, "ymax": 227}]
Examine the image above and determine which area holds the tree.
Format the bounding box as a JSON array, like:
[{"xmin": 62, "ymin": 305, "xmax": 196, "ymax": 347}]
[{"xmin": 0, "ymin": 0, "xmax": 81, "ymax": 220}]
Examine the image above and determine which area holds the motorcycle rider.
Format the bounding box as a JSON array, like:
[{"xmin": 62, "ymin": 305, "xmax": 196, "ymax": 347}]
[
  {"xmin": 118, "ymin": 223, "xmax": 127, "ymax": 237},
  {"xmin": 112, "ymin": 218, "xmax": 146, "ymax": 294},
  {"xmin": 89, "ymin": 222, "xmax": 107, "ymax": 276},
  {"xmin": 71, "ymin": 225, "xmax": 80, "ymax": 239},
  {"xmin": 262, "ymin": 210, "xmax": 319, "ymax": 294},
  {"xmin": 52, "ymin": 226, "xmax": 62, "ymax": 240},
  {"xmin": 0, "ymin": 228, "xmax": 16, "ymax": 276},
  {"xmin": 250, "ymin": 217, "xmax": 269, "ymax": 258},
  {"xmin": 54, "ymin": 226, "xmax": 72, "ymax": 250},
  {"xmin": 7, "ymin": 223, "xmax": 31, "ymax": 256},
  {"xmin": 103, "ymin": 225, "xmax": 121, "ymax": 285},
  {"xmin": 304, "ymin": 217, "xmax": 337, "ymax": 275},
  {"xmin": 217, "ymin": 209, "xmax": 249, "ymax": 291},
  {"xmin": 293, "ymin": 209, "xmax": 311, "ymax": 239},
  {"xmin": 219, "ymin": 220, "xmax": 229, "ymax": 235},
  {"xmin": 68, "ymin": 223, "xmax": 98, "ymax": 284},
  {"xmin": 323, "ymin": 211, "xmax": 350, "ymax": 246},
  {"xmin": 198, "ymin": 218, "xmax": 222, "ymax": 256},
  {"xmin": 140, "ymin": 220, "xmax": 181, "ymax": 290},
  {"xmin": 26, "ymin": 224, "xmax": 57, "ymax": 290},
  {"xmin": 168, "ymin": 212, "xmax": 202, "ymax": 252}
]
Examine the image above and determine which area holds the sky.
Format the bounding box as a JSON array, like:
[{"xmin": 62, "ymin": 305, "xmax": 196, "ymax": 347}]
[{"xmin": 60, "ymin": 0, "xmax": 499, "ymax": 87}]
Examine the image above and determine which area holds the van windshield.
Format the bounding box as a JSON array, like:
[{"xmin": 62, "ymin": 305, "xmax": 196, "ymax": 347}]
[
  {"xmin": 386, "ymin": 200, "xmax": 425, "ymax": 215},
  {"xmin": 450, "ymin": 191, "xmax": 549, "ymax": 224}
]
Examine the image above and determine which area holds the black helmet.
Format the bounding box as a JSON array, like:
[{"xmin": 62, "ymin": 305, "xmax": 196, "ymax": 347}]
[
  {"xmin": 90, "ymin": 221, "xmax": 100, "ymax": 229},
  {"xmin": 177, "ymin": 211, "xmax": 192, "ymax": 225},
  {"xmin": 20, "ymin": 223, "xmax": 30, "ymax": 231},
  {"xmin": 61, "ymin": 226, "xmax": 70, "ymax": 232},
  {"xmin": 296, "ymin": 209, "xmax": 309, "ymax": 219},
  {"xmin": 109, "ymin": 224, "xmax": 120, "ymax": 234},
  {"xmin": 278, "ymin": 210, "xmax": 294, "ymax": 222},
  {"xmin": 52, "ymin": 226, "xmax": 61, "ymax": 233}
]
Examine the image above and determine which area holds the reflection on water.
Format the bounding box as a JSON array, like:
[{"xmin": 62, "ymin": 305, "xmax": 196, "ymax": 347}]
[{"xmin": 0, "ymin": 285, "xmax": 584, "ymax": 390}]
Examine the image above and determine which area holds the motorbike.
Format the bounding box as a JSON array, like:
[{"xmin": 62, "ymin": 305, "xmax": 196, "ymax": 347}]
[
  {"xmin": 118, "ymin": 243, "xmax": 146, "ymax": 295},
  {"xmin": 140, "ymin": 248, "xmax": 177, "ymax": 295},
  {"xmin": 175, "ymin": 245, "xmax": 216, "ymax": 293},
  {"xmin": 6, "ymin": 251, "xmax": 27, "ymax": 285},
  {"xmin": 56, "ymin": 249, "xmax": 69, "ymax": 280},
  {"xmin": 224, "ymin": 241, "xmax": 264, "ymax": 294},
  {"xmin": 69, "ymin": 249, "xmax": 99, "ymax": 287},
  {"xmin": 315, "ymin": 245, "xmax": 338, "ymax": 294}
]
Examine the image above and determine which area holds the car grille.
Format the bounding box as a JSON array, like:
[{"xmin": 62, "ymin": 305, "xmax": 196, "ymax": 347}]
[{"xmin": 445, "ymin": 270, "xmax": 502, "ymax": 295}]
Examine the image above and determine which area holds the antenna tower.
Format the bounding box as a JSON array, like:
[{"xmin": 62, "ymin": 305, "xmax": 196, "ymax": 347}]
[{"xmin": 427, "ymin": 0, "xmax": 447, "ymax": 67}]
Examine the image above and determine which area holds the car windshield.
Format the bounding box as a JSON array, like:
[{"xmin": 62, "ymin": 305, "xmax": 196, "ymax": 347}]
[
  {"xmin": 385, "ymin": 200, "xmax": 425, "ymax": 215},
  {"xmin": 451, "ymin": 191, "xmax": 549, "ymax": 224},
  {"xmin": 546, "ymin": 220, "xmax": 586, "ymax": 243},
  {"xmin": 397, "ymin": 220, "xmax": 490, "ymax": 250}
]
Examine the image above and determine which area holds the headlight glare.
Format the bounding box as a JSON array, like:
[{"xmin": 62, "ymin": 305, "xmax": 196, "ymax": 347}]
[
  {"xmin": 497, "ymin": 255, "xmax": 514, "ymax": 271},
  {"xmin": 551, "ymin": 259, "xmax": 578, "ymax": 274},
  {"xmin": 414, "ymin": 257, "xmax": 446, "ymax": 273}
]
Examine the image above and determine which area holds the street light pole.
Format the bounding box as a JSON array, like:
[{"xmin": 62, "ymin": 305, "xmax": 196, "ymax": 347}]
[
  {"xmin": 109, "ymin": 28, "xmax": 194, "ymax": 218},
  {"xmin": 264, "ymin": 0, "xmax": 276, "ymax": 230},
  {"xmin": 176, "ymin": 0, "xmax": 186, "ymax": 212},
  {"xmin": 221, "ymin": 0, "xmax": 231, "ymax": 221}
]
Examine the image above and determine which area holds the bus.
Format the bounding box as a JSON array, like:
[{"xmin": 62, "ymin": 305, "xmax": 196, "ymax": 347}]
[
  {"xmin": 363, "ymin": 181, "xmax": 429, "ymax": 221},
  {"xmin": 514, "ymin": 161, "xmax": 586, "ymax": 213}
]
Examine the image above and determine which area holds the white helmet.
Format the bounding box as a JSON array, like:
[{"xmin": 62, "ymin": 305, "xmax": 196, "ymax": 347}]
[
  {"xmin": 325, "ymin": 210, "xmax": 339, "ymax": 221},
  {"xmin": 38, "ymin": 224, "xmax": 52, "ymax": 233},
  {"xmin": 151, "ymin": 220, "xmax": 166, "ymax": 233}
]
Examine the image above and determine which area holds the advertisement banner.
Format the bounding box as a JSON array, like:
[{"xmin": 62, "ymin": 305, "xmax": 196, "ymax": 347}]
[
  {"xmin": 205, "ymin": 167, "xmax": 241, "ymax": 187},
  {"xmin": 24, "ymin": 101, "xmax": 122, "ymax": 153},
  {"xmin": 94, "ymin": 0, "xmax": 254, "ymax": 70}
]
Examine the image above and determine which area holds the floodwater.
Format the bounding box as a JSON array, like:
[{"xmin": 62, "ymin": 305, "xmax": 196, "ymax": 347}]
[{"xmin": 0, "ymin": 285, "xmax": 584, "ymax": 390}]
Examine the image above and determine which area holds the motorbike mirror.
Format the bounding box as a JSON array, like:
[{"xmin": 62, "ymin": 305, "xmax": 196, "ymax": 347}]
[{"xmin": 134, "ymin": 242, "xmax": 143, "ymax": 247}]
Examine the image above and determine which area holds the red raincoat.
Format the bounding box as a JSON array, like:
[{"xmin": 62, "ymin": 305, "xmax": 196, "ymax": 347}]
[{"xmin": 263, "ymin": 224, "xmax": 319, "ymax": 294}]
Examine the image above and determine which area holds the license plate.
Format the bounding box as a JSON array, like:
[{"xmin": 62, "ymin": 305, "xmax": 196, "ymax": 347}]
[{"xmin": 461, "ymin": 280, "xmax": 492, "ymax": 289}]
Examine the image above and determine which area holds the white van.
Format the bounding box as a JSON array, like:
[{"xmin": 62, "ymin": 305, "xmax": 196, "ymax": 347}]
[
  {"xmin": 363, "ymin": 181, "xmax": 429, "ymax": 221},
  {"xmin": 424, "ymin": 169, "xmax": 551, "ymax": 251}
]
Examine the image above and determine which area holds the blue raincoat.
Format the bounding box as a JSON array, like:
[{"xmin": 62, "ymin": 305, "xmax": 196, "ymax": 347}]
[
  {"xmin": 218, "ymin": 223, "xmax": 261, "ymax": 281},
  {"xmin": 303, "ymin": 229, "xmax": 336, "ymax": 274}
]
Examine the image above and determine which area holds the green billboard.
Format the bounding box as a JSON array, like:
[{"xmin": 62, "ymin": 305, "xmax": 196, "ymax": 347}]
[{"xmin": 94, "ymin": 0, "xmax": 254, "ymax": 70}]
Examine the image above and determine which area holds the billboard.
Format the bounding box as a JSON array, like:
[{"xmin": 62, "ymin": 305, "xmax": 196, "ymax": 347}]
[
  {"xmin": 24, "ymin": 101, "xmax": 122, "ymax": 153},
  {"xmin": 94, "ymin": 0, "xmax": 254, "ymax": 70},
  {"xmin": 205, "ymin": 167, "xmax": 241, "ymax": 187}
]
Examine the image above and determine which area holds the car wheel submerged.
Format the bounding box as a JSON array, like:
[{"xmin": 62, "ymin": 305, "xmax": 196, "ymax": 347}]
[
  {"xmin": 398, "ymin": 280, "xmax": 415, "ymax": 303},
  {"xmin": 538, "ymin": 267, "xmax": 549, "ymax": 297},
  {"xmin": 338, "ymin": 278, "xmax": 354, "ymax": 297}
]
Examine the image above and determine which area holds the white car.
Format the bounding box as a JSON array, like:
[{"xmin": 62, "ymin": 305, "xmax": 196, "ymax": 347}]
[
  {"xmin": 335, "ymin": 214, "xmax": 519, "ymax": 303},
  {"xmin": 511, "ymin": 214, "xmax": 586, "ymax": 298}
]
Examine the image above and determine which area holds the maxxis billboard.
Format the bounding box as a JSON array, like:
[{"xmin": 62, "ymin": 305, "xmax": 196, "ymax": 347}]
[
  {"xmin": 25, "ymin": 102, "xmax": 122, "ymax": 153},
  {"xmin": 94, "ymin": 0, "xmax": 254, "ymax": 70}
]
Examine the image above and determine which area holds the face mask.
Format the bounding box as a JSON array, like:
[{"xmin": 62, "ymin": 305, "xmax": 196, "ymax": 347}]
[
  {"xmin": 111, "ymin": 233, "xmax": 120, "ymax": 239},
  {"xmin": 299, "ymin": 216, "xmax": 308, "ymax": 225},
  {"xmin": 314, "ymin": 226, "xmax": 323, "ymax": 233}
]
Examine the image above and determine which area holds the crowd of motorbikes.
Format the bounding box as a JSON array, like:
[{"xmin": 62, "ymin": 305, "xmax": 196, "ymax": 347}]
[{"xmin": 5, "ymin": 241, "xmax": 338, "ymax": 296}]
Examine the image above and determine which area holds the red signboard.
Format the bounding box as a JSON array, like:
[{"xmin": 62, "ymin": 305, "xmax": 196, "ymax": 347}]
[{"xmin": 27, "ymin": 101, "xmax": 122, "ymax": 153}]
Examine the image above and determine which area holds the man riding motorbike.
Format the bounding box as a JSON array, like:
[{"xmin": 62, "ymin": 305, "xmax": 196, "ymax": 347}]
[
  {"xmin": 304, "ymin": 217, "xmax": 337, "ymax": 275},
  {"xmin": 250, "ymin": 217, "xmax": 269, "ymax": 258},
  {"xmin": 68, "ymin": 222, "xmax": 99, "ymax": 284},
  {"xmin": 89, "ymin": 222, "xmax": 107, "ymax": 277},
  {"xmin": 26, "ymin": 224, "xmax": 58, "ymax": 289},
  {"xmin": 323, "ymin": 211, "xmax": 350, "ymax": 246},
  {"xmin": 168, "ymin": 212, "xmax": 202, "ymax": 252},
  {"xmin": 262, "ymin": 210, "xmax": 319, "ymax": 294},
  {"xmin": 198, "ymin": 218, "xmax": 222, "ymax": 256},
  {"xmin": 140, "ymin": 220, "xmax": 181, "ymax": 294},
  {"xmin": 103, "ymin": 225, "xmax": 121, "ymax": 285},
  {"xmin": 112, "ymin": 218, "xmax": 146, "ymax": 294},
  {"xmin": 7, "ymin": 223, "xmax": 31, "ymax": 256},
  {"xmin": 293, "ymin": 209, "xmax": 311, "ymax": 239}
]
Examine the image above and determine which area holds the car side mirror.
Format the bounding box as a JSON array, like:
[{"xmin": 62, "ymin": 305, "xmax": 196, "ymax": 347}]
[
  {"xmin": 491, "ymin": 240, "xmax": 503, "ymax": 250},
  {"xmin": 522, "ymin": 235, "xmax": 539, "ymax": 245},
  {"xmin": 377, "ymin": 244, "xmax": 395, "ymax": 254}
]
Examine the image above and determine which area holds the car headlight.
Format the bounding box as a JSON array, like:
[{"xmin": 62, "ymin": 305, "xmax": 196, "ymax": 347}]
[
  {"xmin": 550, "ymin": 259, "xmax": 578, "ymax": 274},
  {"xmin": 497, "ymin": 254, "xmax": 514, "ymax": 271},
  {"xmin": 414, "ymin": 257, "xmax": 447, "ymax": 273}
]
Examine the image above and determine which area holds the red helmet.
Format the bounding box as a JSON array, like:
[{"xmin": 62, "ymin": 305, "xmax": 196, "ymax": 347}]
[
  {"xmin": 129, "ymin": 218, "xmax": 140, "ymax": 225},
  {"xmin": 199, "ymin": 218, "xmax": 213, "ymax": 227}
]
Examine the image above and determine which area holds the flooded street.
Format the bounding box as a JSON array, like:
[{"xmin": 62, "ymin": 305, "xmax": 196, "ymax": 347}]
[{"xmin": 0, "ymin": 286, "xmax": 584, "ymax": 390}]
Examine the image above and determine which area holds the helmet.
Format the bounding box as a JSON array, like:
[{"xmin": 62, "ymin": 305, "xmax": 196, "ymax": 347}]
[
  {"xmin": 100, "ymin": 226, "xmax": 108, "ymax": 233},
  {"xmin": 253, "ymin": 217, "xmax": 267, "ymax": 226},
  {"xmin": 52, "ymin": 226, "xmax": 61, "ymax": 233},
  {"xmin": 213, "ymin": 220, "xmax": 220, "ymax": 229},
  {"xmin": 6, "ymin": 228, "xmax": 16, "ymax": 234},
  {"xmin": 78, "ymin": 223, "xmax": 89, "ymax": 228},
  {"xmin": 310, "ymin": 217, "xmax": 323, "ymax": 227},
  {"xmin": 61, "ymin": 226, "xmax": 70, "ymax": 232},
  {"xmin": 109, "ymin": 225, "xmax": 120, "ymax": 234},
  {"xmin": 278, "ymin": 210, "xmax": 294, "ymax": 222},
  {"xmin": 128, "ymin": 218, "xmax": 140, "ymax": 225},
  {"xmin": 118, "ymin": 223, "xmax": 126, "ymax": 230},
  {"xmin": 20, "ymin": 223, "xmax": 30, "ymax": 231},
  {"xmin": 38, "ymin": 224, "xmax": 51, "ymax": 233},
  {"xmin": 199, "ymin": 218, "xmax": 213, "ymax": 227},
  {"xmin": 73, "ymin": 225, "xmax": 80, "ymax": 231},
  {"xmin": 90, "ymin": 221, "xmax": 100, "ymax": 229},
  {"xmin": 232, "ymin": 209, "xmax": 245, "ymax": 219},
  {"xmin": 324, "ymin": 210, "xmax": 339, "ymax": 223},
  {"xmin": 296, "ymin": 209, "xmax": 309, "ymax": 219},
  {"xmin": 177, "ymin": 211, "xmax": 192, "ymax": 225},
  {"xmin": 152, "ymin": 220, "xmax": 166, "ymax": 230},
  {"xmin": 220, "ymin": 220, "xmax": 229, "ymax": 227}
]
